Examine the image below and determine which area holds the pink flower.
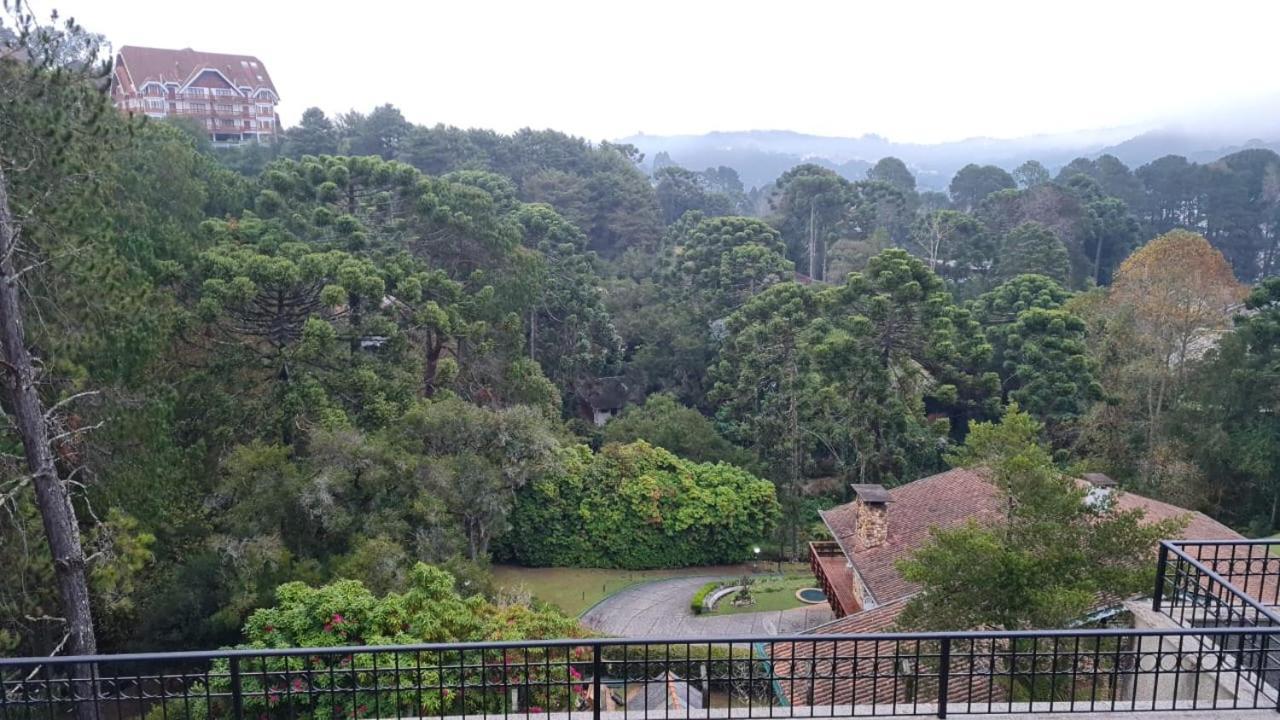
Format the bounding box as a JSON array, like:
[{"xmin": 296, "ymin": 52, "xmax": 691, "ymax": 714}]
[
  {"xmin": 291, "ymin": 678, "xmax": 305, "ymax": 692},
  {"xmin": 530, "ymin": 706, "xmax": 545, "ymax": 714},
  {"xmin": 332, "ymin": 613, "xmax": 346, "ymax": 625}
]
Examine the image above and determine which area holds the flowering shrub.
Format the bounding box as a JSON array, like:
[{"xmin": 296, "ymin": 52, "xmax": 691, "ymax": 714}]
[{"xmin": 187, "ymin": 564, "xmax": 590, "ymax": 719}]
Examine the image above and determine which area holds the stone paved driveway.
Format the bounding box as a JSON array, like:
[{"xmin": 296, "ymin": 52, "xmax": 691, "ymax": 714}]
[{"xmin": 579, "ymin": 575, "xmax": 833, "ymax": 637}]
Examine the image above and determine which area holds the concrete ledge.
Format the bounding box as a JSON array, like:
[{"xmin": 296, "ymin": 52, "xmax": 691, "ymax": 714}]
[{"xmin": 705, "ymin": 586, "xmax": 743, "ymax": 611}]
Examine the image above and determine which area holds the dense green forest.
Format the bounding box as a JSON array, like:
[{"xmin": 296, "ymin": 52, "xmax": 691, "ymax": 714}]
[{"xmin": 4, "ymin": 9, "xmax": 1280, "ymax": 658}]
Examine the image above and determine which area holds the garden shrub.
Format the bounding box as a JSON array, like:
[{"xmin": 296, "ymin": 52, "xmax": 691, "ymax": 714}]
[
  {"xmin": 690, "ymin": 581, "xmax": 722, "ymax": 614},
  {"xmin": 169, "ymin": 564, "xmax": 590, "ymax": 720},
  {"xmin": 502, "ymin": 441, "xmax": 779, "ymax": 569}
]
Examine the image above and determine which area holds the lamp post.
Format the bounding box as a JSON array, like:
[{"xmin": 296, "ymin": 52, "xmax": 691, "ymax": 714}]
[{"xmin": 752, "ymin": 546, "xmax": 761, "ymax": 573}]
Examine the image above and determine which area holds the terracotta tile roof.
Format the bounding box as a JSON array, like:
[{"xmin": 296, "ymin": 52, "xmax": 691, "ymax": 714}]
[
  {"xmin": 114, "ymin": 45, "xmax": 277, "ymax": 97},
  {"xmin": 770, "ymin": 606, "xmax": 1004, "ymax": 707},
  {"xmin": 819, "ymin": 467, "xmax": 1242, "ymax": 612},
  {"xmin": 820, "ymin": 468, "xmax": 1002, "ymax": 607},
  {"xmin": 775, "ymin": 469, "xmax": 1245, "ymax": 707},
  {"xmin": 808, "ymin": 598, "xmax": 910, "ymax": 635}
]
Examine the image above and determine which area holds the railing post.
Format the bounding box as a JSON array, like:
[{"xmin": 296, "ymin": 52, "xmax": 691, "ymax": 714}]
[
  {"xmin": 1153, "ymin": 543, "xmax": 1169, "ymax": 612},
  {"xmin": 937, "ymin": 636, "xmax": 951, "ymax": 719},
  {"xmin": 229, "ymin": 656, "xmax": 244, "ymax": 720},
  {"xmin": 1264, "ymin": 632, "xmax": 1280, "ymax": 715},
  {"xmin": 591, "ymin": 644, "xmax": 602, "ymax": 720}
]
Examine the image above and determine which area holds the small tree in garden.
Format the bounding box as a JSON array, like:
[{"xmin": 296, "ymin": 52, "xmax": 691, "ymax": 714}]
[{"xmin": 896, "ymin": 407, "xmax": 1184, "ymax": 631}]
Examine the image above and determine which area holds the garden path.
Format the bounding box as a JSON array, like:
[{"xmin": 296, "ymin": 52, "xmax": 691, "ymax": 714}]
[{"xmin": 579, "ymin": 575, "xmax": 834, "ymax": 637}]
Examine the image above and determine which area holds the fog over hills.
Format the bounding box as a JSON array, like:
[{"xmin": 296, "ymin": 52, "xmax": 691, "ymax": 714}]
[{"xmin": 619, "ymin": 95, "xmax": 1280, "ymax": 191}]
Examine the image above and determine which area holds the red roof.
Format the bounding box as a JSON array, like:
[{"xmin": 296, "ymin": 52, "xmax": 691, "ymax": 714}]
[
  {"xmin": 114, "ymin": 45, "xmax": 277, "ymax": 97},
  {"xmin": 813, "ymin": 467, "xmax": 1242, "ymax": 634},
  {"xmin": 772, "ymin": 469, "xmax": 1243, "ymax": 707}
]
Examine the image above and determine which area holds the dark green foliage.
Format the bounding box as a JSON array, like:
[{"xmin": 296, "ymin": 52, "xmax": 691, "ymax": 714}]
[
  {"xmin": 949, "ymin": 163, "xmax": 1016, "ymax": 211},
  {"xmin": 974, "ymin": 275, "xmax": 1093, "ymax": 440},
  {"xmin": 654, "ymin": 166, "xmax": 734, "ymax": 224},
  {"xmin": 1171, "ymin": 278, "xmax": 1280, "ymax": 528},
  {"xmin": 675, "ymin": 215, "xmax": 793, "ymax": 315},
  {"xmin": 283, "ymin": 107, "xmax": 340, "ymax": 158},
  {"xmin": 603, "ymin": 393, "xmax": 753, "ymax": 467},
  {"xmin": 998, "ymin": 222, "xmax": 1070, "ymax": 284},
  {"xmin": 1135, "ymin": 150, "xmax": 1280, "ymax": 281},
  {"xmin": 1013, "ymin": 160, "xmax": 1051, "ymax": 189},
  {"xmin": 504, "ymin": 441, "xmax": 779, "ymax": 569},
  {"xmin": 866, "ymin": 156, "xmax": 916, "ymax": 194}
]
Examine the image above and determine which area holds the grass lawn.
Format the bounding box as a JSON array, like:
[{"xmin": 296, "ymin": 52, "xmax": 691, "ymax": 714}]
[
  {"xmin": 708, "ymin": 573, "xmax": 821, "ymax": 615},
  {"xmin": 492, "ymin": 562, "xmax": 812, "ymax": 617}
]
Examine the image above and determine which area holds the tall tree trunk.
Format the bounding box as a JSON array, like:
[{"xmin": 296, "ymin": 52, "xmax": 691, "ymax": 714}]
[
  {"xmin": 0, "ymin": 167, "xmax": 97, "ymax": 670},
  {"xmin": 1093, "ymin": 233, "xmax": 1105, "ymax": 285}
]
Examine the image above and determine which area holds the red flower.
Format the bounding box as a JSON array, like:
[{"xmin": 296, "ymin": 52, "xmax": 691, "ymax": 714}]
[{"xmin": 264, "ymin": 625, "xmax": 274, "ymax": 634}]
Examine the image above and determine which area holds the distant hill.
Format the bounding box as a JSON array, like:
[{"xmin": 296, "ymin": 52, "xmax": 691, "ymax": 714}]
[{"xmin": 620, "ymin": 124, "xmax": 1280, "ymax": 192}]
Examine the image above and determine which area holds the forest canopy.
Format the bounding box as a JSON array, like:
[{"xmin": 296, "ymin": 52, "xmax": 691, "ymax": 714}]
[{"xmin": 3, "ymin": 6, "xmax": 1280, "ymax": 659}]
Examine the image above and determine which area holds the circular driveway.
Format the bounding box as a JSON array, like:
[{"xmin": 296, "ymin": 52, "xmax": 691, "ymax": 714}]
[{"xmin": 579, "ymin": 575, "xmax": 834, "ymax": 638}]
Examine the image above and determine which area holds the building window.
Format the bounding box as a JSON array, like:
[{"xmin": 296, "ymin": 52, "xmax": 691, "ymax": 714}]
[
  {"xmin": 214, "ymin": 103, "xmax": 234, "ymax": 113},
  {"xmin": 211, "ymin": 88, "xmax": 237, "ymax": 97},
  {"xmin": 145, "ymin": 99, "xmax": 165, "ymax": 112},
  {"xmin": 257, "ymin": 104, "xmax": 273, "ymax": 115},
  {"xmin": 188, "ymin": 101, "xmax": 207, "ymax": 112},
  {"xmin": 185, "ymin": 87, "xmax": 207, "ymax": 96}
]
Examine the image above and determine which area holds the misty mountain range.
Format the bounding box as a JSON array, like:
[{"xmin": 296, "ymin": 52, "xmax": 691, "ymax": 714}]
[{"xmin": 620, "ymin": 122, "xmax": 1280, "ymax": 192}]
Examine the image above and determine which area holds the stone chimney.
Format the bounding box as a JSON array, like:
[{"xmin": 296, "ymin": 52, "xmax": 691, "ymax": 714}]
[{"xmin": 851, "ymin": 484, "xmax": 891, "ymax": 549}]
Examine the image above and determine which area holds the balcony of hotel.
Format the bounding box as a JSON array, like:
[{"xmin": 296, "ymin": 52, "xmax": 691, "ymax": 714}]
[{"xmin": 809, "ymin": 540, "xmax": 860, "ymax": 618}]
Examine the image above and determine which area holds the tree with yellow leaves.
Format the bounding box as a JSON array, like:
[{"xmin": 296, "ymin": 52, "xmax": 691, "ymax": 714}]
[
  {"xmin": 1111, "ymin": 230, "xmax": 1246, "ymax": 372},
  {"xmin": 1079, "ymin": 230, "xmax": 1245, "ymax": 497}
]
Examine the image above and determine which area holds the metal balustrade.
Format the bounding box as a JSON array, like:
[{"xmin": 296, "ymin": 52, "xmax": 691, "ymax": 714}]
[{"xmin": 3, "ymin": 540, "xmax": 1280, "ymax": 719}]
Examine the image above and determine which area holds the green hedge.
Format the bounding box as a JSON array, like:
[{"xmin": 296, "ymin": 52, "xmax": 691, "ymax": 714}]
[
  {"xmin": 501, "ymin": 441, "xmax": 779, "ymax": 569},
  {"xmin": 691, "ymin": 581, "xmax": 723, "ymax": 614}
]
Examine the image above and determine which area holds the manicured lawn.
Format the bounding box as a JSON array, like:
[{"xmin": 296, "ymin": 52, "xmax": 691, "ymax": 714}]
[
  {"xmin": 708, "ymin": 573, "xmax": 821, "ymax": 615},
  {"xmin": 492, "ymin": 562, "xmax": 813, "ymax": 617},
  {"xmin": 491, "ymin": 564, "xmax": 749, "ymax": 616}
]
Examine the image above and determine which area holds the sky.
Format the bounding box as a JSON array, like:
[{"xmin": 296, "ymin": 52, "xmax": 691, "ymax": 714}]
[{"xmin": 41, "ymin": 0, "xmax": 1280, "ymax": 144}]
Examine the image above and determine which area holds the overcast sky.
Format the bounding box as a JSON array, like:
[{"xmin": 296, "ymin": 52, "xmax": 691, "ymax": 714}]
[{"xmin": 42, "ymin": 0, "xmax": 1280, "ymax": 144}]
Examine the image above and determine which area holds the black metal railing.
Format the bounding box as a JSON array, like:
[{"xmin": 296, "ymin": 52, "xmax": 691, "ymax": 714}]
[
  {"xmin": 1154, "ymin": 540, "xmax": 1280, "ymax": 695},
  {"xmin": 3, "ymin": 628, "xmax": 1279, "ymax": 719},
  {"xmin": 1155, "ymin": 540, "xmax": 1280, "ymax": 631},
  {"xmin": 5, "ymin": 539, "xmax": 1280, "ymax": 719},
  {"xmin": 1168, "ymin": 540, "xmax": 1280, "ymax": 610}
]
